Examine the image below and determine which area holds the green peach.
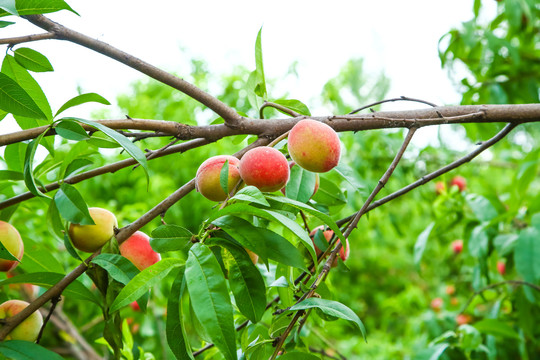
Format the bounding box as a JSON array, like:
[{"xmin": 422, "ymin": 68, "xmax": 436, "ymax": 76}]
[
  {"xmin": 0, "ymin": 299, "xmax": 43, "ymax": 342},
  {"xmin": 0, "ymin": 221, "xmax": 23, "ymax": 272},
  {"xmin": 288, "ymin": 119, "xmax": 341, "ymax": 173},
  {"xmin": 68, "ymin": 207, "xmax": 117, "ymax": 253}
]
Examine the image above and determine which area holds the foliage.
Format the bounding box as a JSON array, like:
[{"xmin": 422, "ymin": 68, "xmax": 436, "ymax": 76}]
[{"xmin": 0, "ymin": 1, "xmax": 538, "ymax": 360}]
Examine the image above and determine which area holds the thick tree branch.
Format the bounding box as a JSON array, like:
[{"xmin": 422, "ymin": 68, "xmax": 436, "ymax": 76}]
[
  {"xmin": 20, "ymin": 15, "xmax": 242, "ymax": 125},
  {"xmin": 2, "ymin": 104, "xmax": 539, "ymax": 147}
]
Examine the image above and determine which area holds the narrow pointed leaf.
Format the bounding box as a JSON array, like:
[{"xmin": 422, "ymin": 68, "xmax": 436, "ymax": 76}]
[
  {"xmin": 0, "ymin": 240, "xmax": 18, "ymax": 261},
  {"xmin": 91, "ymin": 253, "xmax": 140, "ymax": 286},
  {"xmin": 0, "ymin": 0, "xmax": 17, "ymax": 15},
  {"xmin": 0, "ymin": 341, "xmax": 63, "ymax": 360},
  {"xmin": 150, "ymin": 224, "xmax": 193, "ymax": 253},
  {"xmin": 254, "ymin": 27, "xmax": 267, "ymax": 99},
  {"xmin": 273, "ymin": 99, "xmax": 311, "ymax": 116},
  {"xmin": 230, "ymin": 186, "xmax": 270, "ymax": 207},
  {"xmin": 185, "ymin": 243, "xmax": 237, "ymax": 360},
  {"xmin": 219, "ymin": 159, "xmax": 230, "ymax": 196},
  {"xmin": 0, "ymin": 72, "xmax": 46, "ymax": 119},
  {"xmin": 14, "ymin": 47, "xmax": 53, "ymax": 72},
  {"xmin": 166, "ymin": 267, "xmax": 195, "ymax": 360},
  {"xmin": 514, "ymin": 226, "xmax": 540, "ymax": 282},
  {"xmin": 54, "ymin": 183, "xmax": 94, "ymax": 225},
  {"xmin": 55, "ymin": 119, "xmax": 90, "ymax": 140},
  {"xmin": 55, "ymin": 93, "xmax": 110, "ymax": 117},
  {"xmin": 0, "ymin": 0, "xmax": 78, "ymax": 17},
  {"xmin": 109, "ymin": 258, "xmax": 184, "ymax": 313},
  {"xmin": 290, "ymin": 298, "xmax": 367, "ymax": 341},
  {"xmin": 23, "ymin": 133, "xmax": 49, "ymax": 198}
]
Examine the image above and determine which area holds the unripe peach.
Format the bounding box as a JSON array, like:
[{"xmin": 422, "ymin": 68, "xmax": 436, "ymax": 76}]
[
  {"xmin": 281, "ymin": 161, "xmax": 320, "ymax": 198},
  {"xmin": 287, "ymin": 119, "xmax": 341, "ymax": 173},
  {"xmin": 450, "ymin": 176, "xmax": 466, "ymax": 192},
  {"xmin": 119, "ymin": 231, "xmax": 161, "ymax": 271},
  {"xmin": 0, "ymin": 299, "xmax": 43, "ymax": 341},
  {"xmin": 239, "ymin": 147, "xmax": 290, "ymax": 192},
  {"xmin": 451, "ymin": 240, "xmax": 463, "ymax": 254},
  {"xmin": 435, "ymin": 181, "xmax": 446, "ymax": 195},
  {"xmin": 68, "ymin": 207, "xmax": 117, "ymax": 253},
  {"xmin": 0, "ymin": 221, "xmax": 23, "ymax": 272},
  {"xmin": 445, "ymin": 285, "xmax": 456, "ymax": 296},
  {"xmin": 195, "ymin": 155, "xmax": 242, "ymax": 201},
  {"xmin": 309, "ymin": 226, "xmax": 349, "ymax": 267}
]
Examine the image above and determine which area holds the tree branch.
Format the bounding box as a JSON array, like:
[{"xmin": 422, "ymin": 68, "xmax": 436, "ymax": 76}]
[
  {"xmin": 21, "ymin": 15, "xmax": 242, "ymax": 125},
  {"xmin": 0, "ymin": 32, "xmax": 56, "ymax": 46}
]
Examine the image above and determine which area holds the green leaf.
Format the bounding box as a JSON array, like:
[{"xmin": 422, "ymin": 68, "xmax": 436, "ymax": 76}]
[
  {"xmin": 17, "ymin": 238, "xmax": 63, "ymax": 273},
  {"xmin": 514, "ymin": 226, "xmax": 540, "ymax": 283},
  {"xmin": 212, "ymin": 216, "xmax": 307, "ymax": 270},
  {"xmin": 0, "ymin": 72, "xmax": 46, "ymax": 119},
  {"xmin": 219, "ymin": 159, "xmax": 230, "ymax": 196},
  {"xmin": 91, "ymin": 253, "xmax": 140, "ymax": 286},
  {"xmin": 284, "ymin": 165, "xmax": 317, "ymax": 203},
  {"xmin": 14, "ymin": 47, "xmax": 53, "ymax": 72},
  {"xmin": 0, "ymin": 340, "xmax": 63, "ymax": 360},
  {"xmin": 273, "ymin": 99, "xmax": 311, "ymax": 116},
  {"xmin": 63, "ymin": 117, "xmax": 149, "ymax": 183},
  {"xmin": 466, "ymin": 194, "xmax": 498, "ymax": 222},
  {"xmin": 474, "ymin": 319, "xmax": 521, "ymax": 339},
  {"xmin": 150, "ymin": 224, "xmax": 193, "ymax": 253},
  {"xmin": 0, "ymin": 20, "xmax": 15, "ymax": 27},
  {"xmin": 311, "ymin": 176, "xmax": 347, "ymax": 206},
  {"xmin": 277, "ymin": 352, "xmax": 321, "ymax": 360},
  {"xmin": 109, "ymin": 258, "xmax": 184, "ymax": 313},
  {"xmin": 0, "ymin": 272, "xmax": 99, "ymax": 304},
  {"xmin": 0, "ymin": 1, "xmax": 17, "ymax": 15},
  {"xmin": 210, "ymin": 238, "xmax": 266, "ymax": 322},
  {"xmin": 55, "ymin": 93, "xmax": 110, "ymax": 117},
  {"xmin": 54, "ymin": 183, "xmax": 94, "ymax": 225},
  {"xmin": 0, "ymin": 170, "xmax": 23, "ymax": 181},
  {"xmin": 290, "ymin": 298, "xmax": 367, "ymax": 341},
  {"xmin": 54, "ymin": 119, "xmax": 90, "ymax": 141},
  {"xmin": 185, "ymin": 243, "xmax": 237, "ymax": 360},
  {"xmin": 0, "ymin": 0, "xmax": 79, "ymax": 17},
  {"xmin": 230, "ymin": 186, "xmax": 270, "ymax": 207},
  {"xmin": 414, "ymin": 222, "xmax": 435, "ymax": 265},
  {"xmin": 64, "ymin": 158, "xmax": 93, "ymax": 178},
  {"xmin": 2, "ymin": 55, "xmax": 52, "ymax": 120},
  {"xmin": 0, "ymin": 238, "xmax": 19, "ymax": 261},
  {"xmin": 254, "ymin": 27, "xmax": 267, "ymax": 100},
  {"xmin": 166, "ymin": 267, "xmax": 195, "ymax": 360},
  {"xmin": 23, "ymin": 132, "xmax": 50, "ymax": 198}
]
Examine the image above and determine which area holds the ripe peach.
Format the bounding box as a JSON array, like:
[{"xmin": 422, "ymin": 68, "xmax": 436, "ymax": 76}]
[
  {"xmin": 68, "ymin": 207, "xmax": 117, "ymax": 253},
  {"xmin": 287, "ymin": 119, "xmax": 341, "ymax": 173},
  {"xmin": 195, "ymin": 155, "xmax": 242, "ymax": 201},
  {"xmin": 119, "ymin": 231, "xmax": 161, "ymax": 271},
  {"xmin": 456, "ymin": 314, "xmax": 471, "ymax": 325},
  {"xmin": 239, "ymin": 147, "xmax": 290, "ymax": 192},
  {"xmin": 450, "ymin": 176, "xmax": 466, "ymax": 192},
  {"xmin": 497, "ymin": 261, "xmax": 506, "ymax": 275},
  {"xmin": 129, "ymin": 301, "xmax": 141, "ymax": 311},
  {"xmin": 0, "ymin": 299, "xmax": 43, "ymax": 341},
  {"xmin": 445, "ymin": 285, "xmax": 456, "ymax": 296},
  {"xmin": 451, "ymin": 240, "xmax": 463, "ymax": 254},
  {"xmin": 309, "ymin": 226, "xmax": 349, "ymax": 267},
  {"xmin": 0, "ymin": 221, "xmax": 23, "ymax": 272},
  {"xmin": 281, "ymin": 161, "xmax": 320, "ymax": 198},
  {"xmin": 430, "ymin": 297, "xmax": 443, "ymax": 312}
]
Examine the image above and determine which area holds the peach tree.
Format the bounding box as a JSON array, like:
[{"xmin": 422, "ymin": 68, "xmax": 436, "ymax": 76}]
[{"xmin": 0, "ymin": 1, "xmax": 540, "ymax": 359}]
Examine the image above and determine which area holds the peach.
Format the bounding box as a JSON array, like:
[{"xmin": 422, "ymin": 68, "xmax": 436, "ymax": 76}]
[
  {"xmin": 68, "ymin": 207, "xmax": 117, "ymax": 253},
  {"xmin": 497, "ymin": 261, "xmax": 506, "ymax": 275},
  {"xmin": 239, "ymin": 147, "xmax": 290, "ymax": 192},
  {"xmin": 287, "ymin": 119, "xmax": 341, "ymax": 173},
  {"xmin": 430, "ymin": 297, "xmax": 443, "ymax": 312},
  {"xmin": 0, "ymin": 299, "xmax": 43, "ymax": 341},
  {"xmin": 119, "ymin": 231, "xmax": 161, "ymax": 271},
  {"xmin": 309, "ymin": 226, "xmax": 349, "ymax": 267},
  {"xmin": 451, "ymin": 240, "xmax": 463, "ymax": 254},
  {"xmin": 456, "ymin": 314, "xmax": 471, "ymax": 325},
  {"xmin": 281, "ymin": 161, "xmax": 320, "ymax": 198},
  {"xmin": 435, "ymin": 181, "xmax": 446, "ymax": 195},
  {"xmin": 450, "ymin": 176, "xmax": 466, "ymax": 192},
  {"xmin": 195, "ymin": 155, "xmax": 242, "ymax": 201},
  {"xmin": 0, "ymin": 221, "xmax": 23, "ymax": 272}
]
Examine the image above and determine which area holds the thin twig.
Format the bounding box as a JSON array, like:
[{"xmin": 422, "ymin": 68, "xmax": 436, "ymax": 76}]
[
  {"xmin": 460, "ymin": 280, "xmax": 540, "ymax": 314},
  {"xmin": 348, "ymin": 96, "xmax": 438, "ymax": 114},
  {"xmin": 0, "ymin": 32, "xmax": 56, "ymax": 45},
  {"xmin": 260, "ymin": 101, "xmax": 302, "ymax": 119},
  {"xmin": 36, "ymin": 296, "xmax": 62, "ymax": 344}
]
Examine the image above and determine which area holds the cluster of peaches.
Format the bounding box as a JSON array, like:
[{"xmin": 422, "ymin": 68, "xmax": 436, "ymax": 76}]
[
  {"xmin": 195, "ymin": 119, "xmax": 349, "ymax": 265},
  {"xmin": 0, "ymin": 208, "xmax": 161, "ymax": 342}
]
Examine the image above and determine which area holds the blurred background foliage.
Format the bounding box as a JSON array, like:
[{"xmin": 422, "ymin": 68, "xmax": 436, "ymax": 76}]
[{"xmin": 1, "ymin": 0, "xmax": 539, "ymax": 359}]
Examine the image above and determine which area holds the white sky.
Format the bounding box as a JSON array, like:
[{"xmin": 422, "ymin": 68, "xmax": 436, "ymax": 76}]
[{"xmin": 0, "ymin": 0, "xmax": 494, "ymax": 132}]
